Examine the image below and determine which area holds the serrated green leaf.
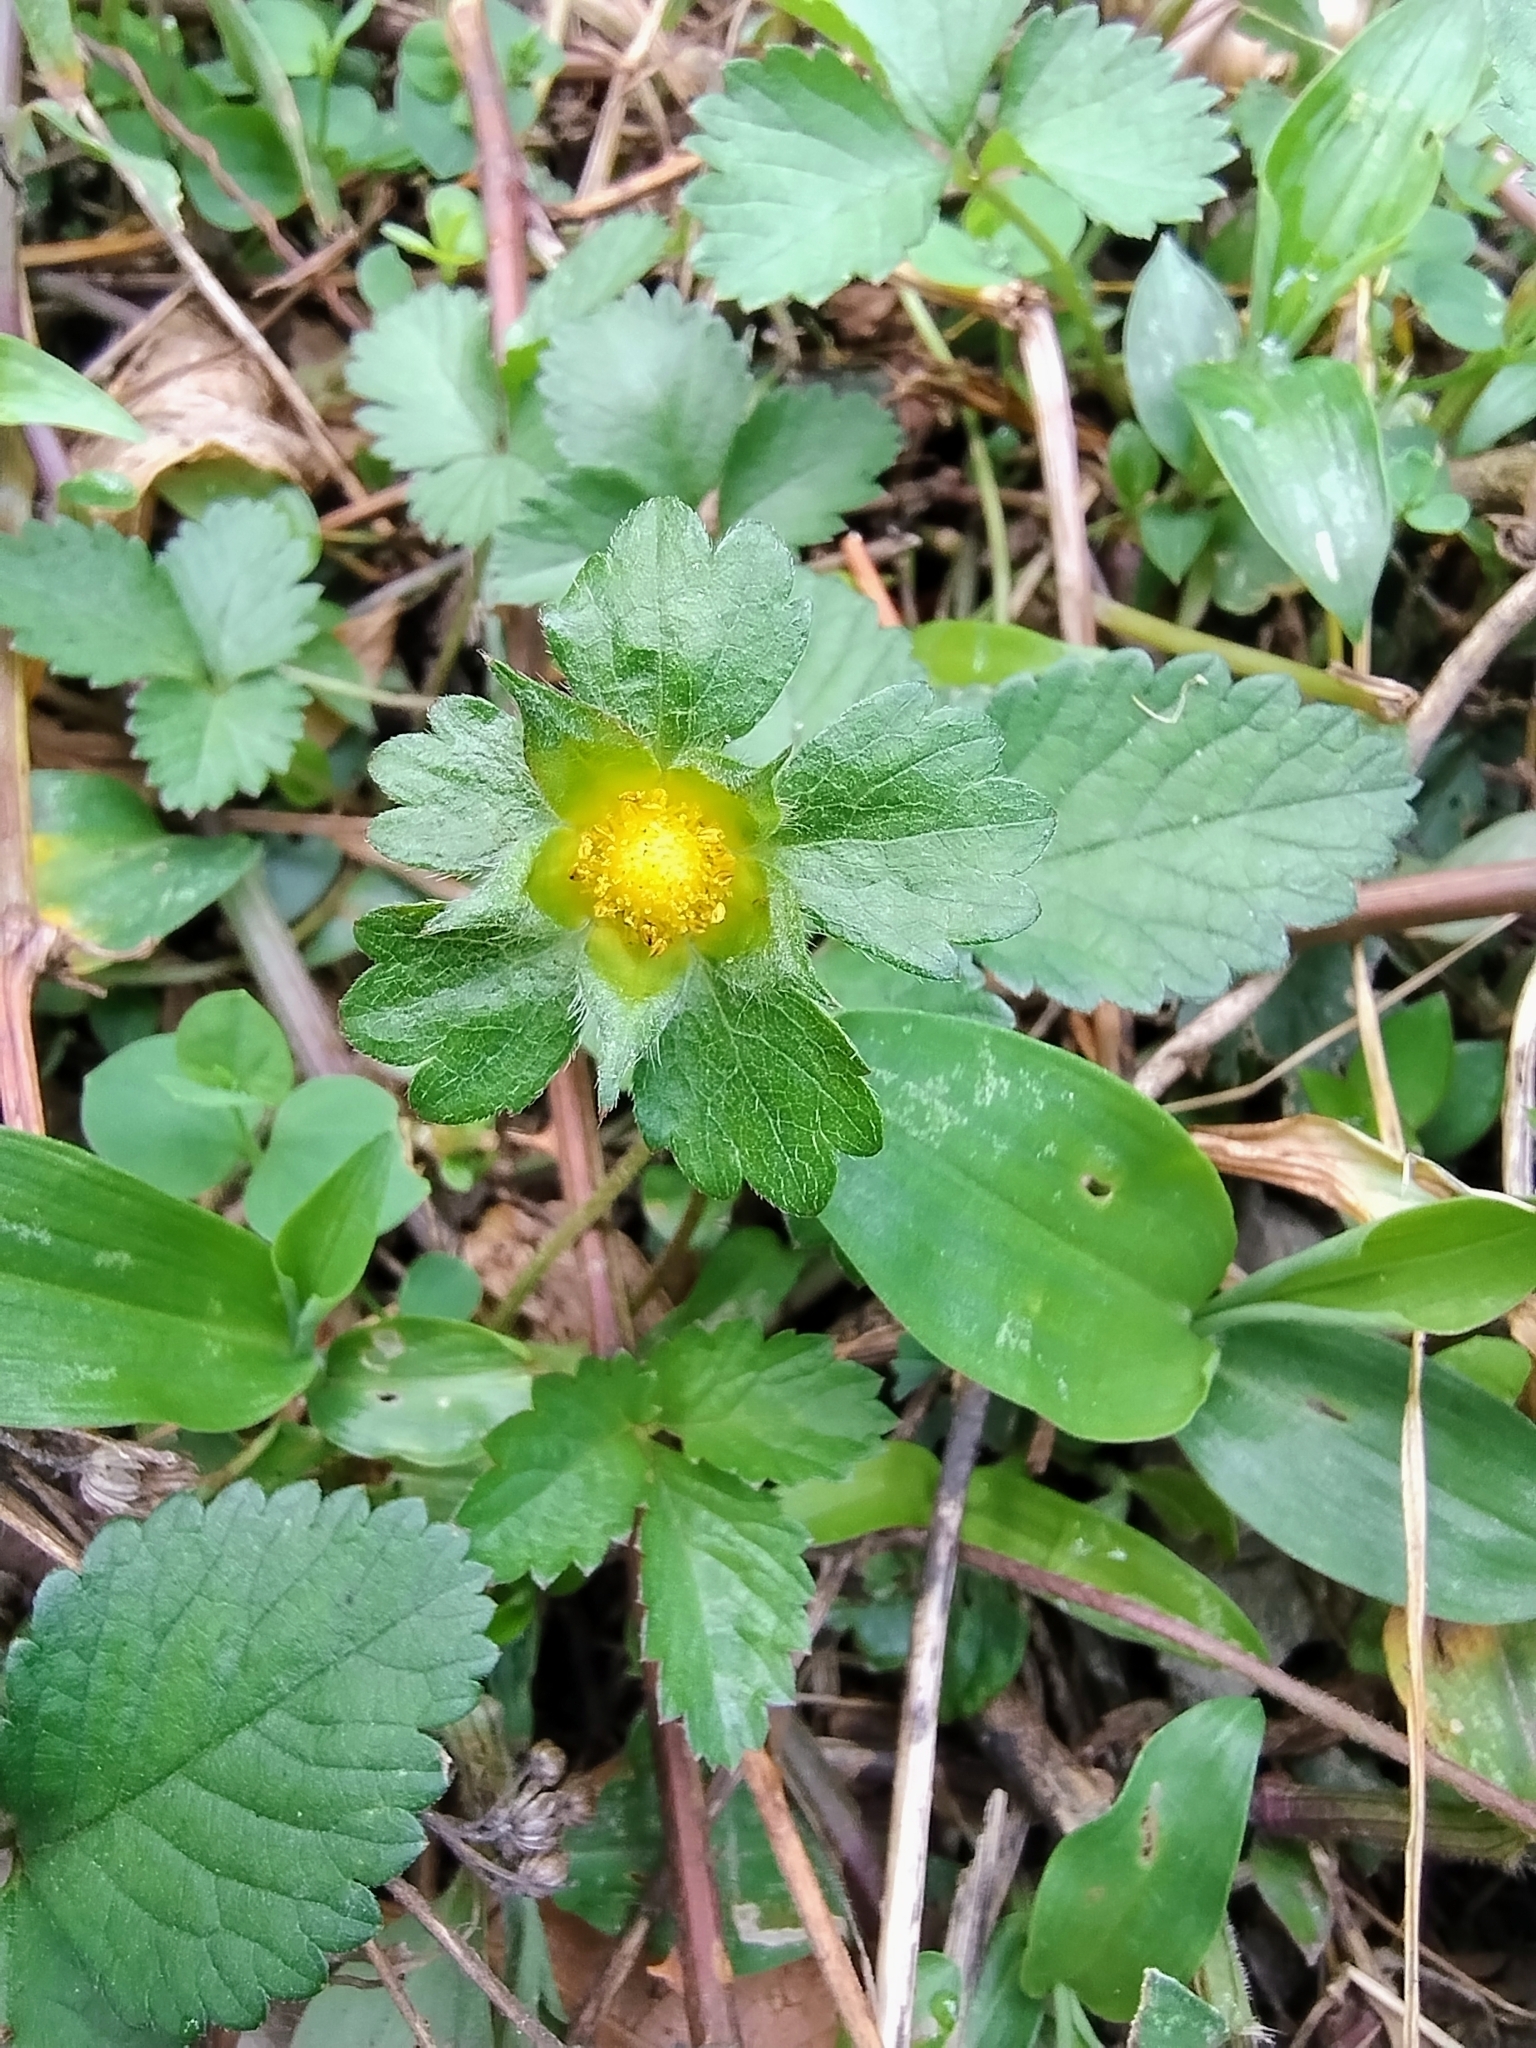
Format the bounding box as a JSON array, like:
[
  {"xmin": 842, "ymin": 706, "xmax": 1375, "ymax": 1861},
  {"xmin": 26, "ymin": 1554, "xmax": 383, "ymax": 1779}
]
[
  {"xmin": 717, "ymin": 382, "xmax": 899, "ymax": 546},
  {"xmin": 652, "ymin": 1319, "xmax": 890, "ymax": 1484},
  {"xmin": 368, "ymin": 694, "xmax": 556, "ymax": 906},
  {"xmin": 998, "ymin": 6, "xmax": 1235, "ymax": 238},
  {"xmin": 461, "ymin": 1356, "xmax": 655, "ymax": 1583},
  {"xmin": 341, "ymin": 903, "xmax": 580, "ymax": 1126},
  {"xmin": 31, "ymin": 771, "xmax": 258, "ymax": 953},
  {"xmin": 0, "ymin": 333, "xmax": 144, "ymax": 437},
  {"xmin": 0, "ymin": 519, "xmax": 204, "ymax": 688},
  {"xmin": 834, "ymin": 0, "xmax": 1020, "ymax": 144},
  {"xmin": 540, "ymin": 284, "xmax": 752, "ymax": 505},
  {"xmin": 980, "ymin": 652, "xmax": 1415, "ymax": 1012},
  {"xmin": 731, "ymin": 568, "xmax": 925, "ymax": 767},
  {"xmin": 814, "ymin": 936, "xmax": 1015, "ymax": 1026},
  {"xmin": 641, "ymin": 1447, "xmax": 812, "ymax": 1765},
  {"xmin": 128, "ymin": 670, "xmax": 308, "ymax": 812},
  {"xmin": 543, "ymin": 497, "xmax": 809, "ymax": 756},
  {"xmin": 1180, "ymin": 355, "xmax": 1391, "ymax": 640},
  {"xmin": 632, "ymin": 957, "xmax": 881, "ymax": 1215},
  {"xmin": 772, "ymin": 680, "xmax": 1053, "ymax": 977},
  {"xmin": 0, "ymin": 1483, "xmax": 493, "ymax": 2038},
  {"xmin": 508, "ymin": 212, "xmax": 674, "ymax": 352},
  {"xmin": 483, "ymin": 465, "xmax": 648, "ymax": 606},
  {"xmin": 160, "ymin": 498, "xmax": 322, "ymax": 684},
  {"xmin": 687, "ymin": 46, "xmax": 946, "ymax": 309}
]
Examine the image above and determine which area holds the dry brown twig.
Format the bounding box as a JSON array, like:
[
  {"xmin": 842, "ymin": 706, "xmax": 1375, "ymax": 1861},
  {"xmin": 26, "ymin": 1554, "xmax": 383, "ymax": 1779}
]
[
  {"xmin": 1011, "ymin": 286, "xmax": 1096, "ymax": 648},
  {"xmin": 363, "ymin": 1938, "xmax": 442, "ymax": 2048},
  {"xmin": 385, "ymin": 1879, "xmax": 564, "ymax": 2048}
]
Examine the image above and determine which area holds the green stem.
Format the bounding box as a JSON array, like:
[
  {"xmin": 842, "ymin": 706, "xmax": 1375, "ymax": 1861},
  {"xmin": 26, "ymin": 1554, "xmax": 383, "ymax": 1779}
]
[
  {"xmin": 965, "ymin": 411, "xmax": 1013, "ymax": 625},
  {"xmin": 278, "ymin": 664, "xmax": 436, "ymax": 710},
  {"xmin": 197, "ymin": 1417, "xmax": 283, "ymax": 1499},
  {"xmin": 485, "ymin": 1133, "xmax": 653, "ymax": 1334},
  {"xmin": 966, "ymin": 172, "xmax": 1120, "ymax": 403},
  {"xmin": 1094, "ymin": 596, "xmax": 1392, "ymax": 717}
]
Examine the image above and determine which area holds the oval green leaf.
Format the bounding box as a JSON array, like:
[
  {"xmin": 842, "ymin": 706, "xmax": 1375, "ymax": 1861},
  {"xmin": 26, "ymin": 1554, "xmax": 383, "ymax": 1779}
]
[
  {"xmin": 822, "ymin": 1015, "xmax": 1235, "ymax": 1440},
  {"xmin": 0, "ymin": 1130, "xmax": 307, "ymax": 1428},
  {"xmin": 310, "ymin": 1316, "xmax": 532, "ymax": 1466},
  {"xmin": 0, "ymin": 333, "xmax": 144, "ymax": 438},
  {"xmin": 1179, "ymin": 1311, "xmax": 1536, "ymax": 1622},
  {"xmin": 1124, "ymin": 235, "xmax": 1241, "ymax": 476},
  {"xmin": 910, "ymin": 619, "xmax": 1068, "ymax": 687}
]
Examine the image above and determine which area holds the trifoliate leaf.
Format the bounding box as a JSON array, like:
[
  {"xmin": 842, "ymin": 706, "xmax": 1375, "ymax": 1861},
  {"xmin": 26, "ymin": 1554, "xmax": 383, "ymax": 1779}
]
[
  {"xmin": 368, "ymin": 695, "xmax": 557, "ymax": 913},
  {"xmin": 543, "ymin": 496, "xmax": 810, "ymax": 757},
  {"xmin": 835, "ymin": 0, "xmax": 1021, "ymax": 144},
  {"xmin": 732, "ymin": 568, "xmax": 926, "ymax": 766},
  {"xmin": 653, "ymin": 1320, "xmax": 891, "ymax": 1485},
  {"xmin": 346, "ymin": 285, "xmax": 549, "ymax": 544},
  {"xmin": 981, "ymin": 651, "xmax": 1417, "ymax": 1013},
  {"xmin": 640, "ymin": 1448, "xmax": 812, "ymax": 1765},
  {"xmin": 539, "ymin": 284, "xmax": 752, "ymax": 505},
  {"xmin": 0, "ymin": 518, "xmax": 204, "ymax": 689},
  {"xmin": 461, "ymin": 1357, "xmax": 656, "ymax": 1585},
  {"xmin": 340, "ymin": 903, "xmax": 580, "ymax": 1125},
  {"xmin": 998, "ymin": 7, "xmax": 1235, "ymax": 238},
  {"xmin": 160, "ymin": 498, "xmax": 322, "ymax": 684},
  {"xmin": 128, "ymin": 671, "xmax": 308, "ymax": 813},
  {"xmin": 631, "ymin": 957, "xmax": 882, "ymax": 1215},
  {"xmin": 717, "ymin": 383, "xmax": 899, "ymax": 547},
  {"xmin": 773, "ymin": 681, "xmax": 1054, "ymax": 976},
  {"xmin": 687, "ymin": 47, "xmax": 947, "ymax": 309},
  {"xmin": 0, "ymin": 1483, "xmax": 494, "ymax": 2039}
]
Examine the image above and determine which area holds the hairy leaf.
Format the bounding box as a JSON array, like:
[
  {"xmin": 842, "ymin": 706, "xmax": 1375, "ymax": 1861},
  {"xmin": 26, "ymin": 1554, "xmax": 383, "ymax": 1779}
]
[
  {"xmin": 687, "ymin": 47, "xmax": 946, "ymax": 308},
  {"xmin": 461, "ymin": 1357, "xmax": 655, "ymax": 1584},
  {"xmin": 160, "ymin": 498, "xmax": 321, "ymax": 684},
  {"xmin": 981, "ymin": 652, "xmax": 1416, "ymax": 1012},
  {"xmin": 717, "ymin": 383, "xmax": 899, "ymax": 546},
  {"xmin": 999, "ymin": 6, "xmax": 1235, "ymax": 238},
  {"xmin": 539, "ymin": 284, "xmax": 752, "ymax": 505},
  {"xmin": 128, "ymin": 671, "xmax": 308, "ymax": 813},
  {"xmin": 640, "ymin": 1448, "xmax": 812, "ymax": 1764},
  {"xmin": 773, "ymin": 680, "xmax": 1053, "ymax": 976},
  {"xmin": 834, "ymin": 0, "xmax": 1021, "ymax": 143},
  {"xmin": 0, "ymin": 1483, "xmax": 494, "ymax": 2038},
  {"xmin": 652, "ymin": 1320, "xmax": 890, "ymax": 1484},
  {"xmin": 631, "ymin": 958, "xmax": 882, "ymax": 1215},
  {"xmin": 732, "ymin": 568, "xmax": 925, "ymax": 767},
  {"xmin": 543, "ymin": 497, "xmax": 810, "ymax": 757},
  {"xmin": 0, "ymin": 519, "xmax": 204, "ymax": 688}
]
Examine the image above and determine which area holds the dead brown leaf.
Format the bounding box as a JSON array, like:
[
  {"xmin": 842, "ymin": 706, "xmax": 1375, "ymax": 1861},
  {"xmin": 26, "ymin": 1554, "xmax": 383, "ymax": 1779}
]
[
  {"xmin": 70, "ymin": 303, "xmax": 326, "ymax": 510},
  {"xmin": 1189, "ymin": 1116, "xmax": 1473, "ymax": 1223},
  {"xmin": 542, "ymin": 1904, "xmax": 839, "ymax": 2048},
  {"xmin": 461, "ymin": 1201, "xmax": 668, "ymax": 1342}
]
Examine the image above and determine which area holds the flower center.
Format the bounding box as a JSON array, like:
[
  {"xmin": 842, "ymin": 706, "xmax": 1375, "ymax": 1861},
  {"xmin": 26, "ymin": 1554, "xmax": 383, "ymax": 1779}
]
[{"xmin": 570, "ymin": 787, "xmax": 736, "ymax": 954}]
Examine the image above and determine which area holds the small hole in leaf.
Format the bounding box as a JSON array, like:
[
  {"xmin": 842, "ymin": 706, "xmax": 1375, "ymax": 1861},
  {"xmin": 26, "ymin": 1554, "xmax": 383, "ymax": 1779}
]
[
  {"xmin": 1138, "ymin": 1797, "xmax": 1160, "ymax": 1866},
  {"xmin": 1081, "ymin": 1174, "xmax": 1113, "ymax": 1201}
]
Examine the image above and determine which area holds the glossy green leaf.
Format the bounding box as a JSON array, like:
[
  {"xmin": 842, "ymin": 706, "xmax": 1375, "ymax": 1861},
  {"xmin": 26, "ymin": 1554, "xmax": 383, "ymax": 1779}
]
[
  {"xmin": 31, "ymin": 772, "xmax": 258, "ymax": 954},
  {"xmin": 272, "ymin": 1130, "xmax": 396, "ymax": 1322},
  {"xmin": 0, "ymin": 1130, "xmax": 306, "ymax": 1429},
  {"xmin": 310, "ymin": 1316, "xmax": 531, "ymax": 1466},
  {"xmin": 1248, "ymin": 1838, "xmax": 1329, "ymax": 1965},
  {"xmin": 686, "ymin": 47, "xmax": 946, "ymax": 309},
  {"xmin": 0, "ymin": 1484, "xmax": 492, "ymax": 2038},
  {"xmin": 822, "ymin": 1015, "xmax": 1235, "ymax": 1439},
  {"xmin": 813, "ymin": 937, "xmax": 1015, "ymax": 1027},
  {"xmin": 81, "ymin": 1034, "xmax": 256, "ymax": 1199},
  {"xmin": 206, "ymin": 0, "xmax": 339, "ymax": 227},
  {"xmin": 1178, "ymin": 1312, "xmax": 1536, "ymax": 1622},
  {"xmin": 910, "ymin": 619, "xmax": 1068, "ymax": 687},
  {"xmin": 1422, "ymin": 1039, "xmax": 1505, "ymax": 1161},
  {"xmin": 243, "ymin": 1074, "xmax": 429, "ymax": 1241},
  {"xmin": 0, "ymin": 334, "xmax": 143, "ymax": 437},
  {"xmin": 1299, "ymin": 992, "xmax": 1453, "ymax": 1140},
  {"xmin": 1205, "ymin": 1197, "xmax": 1536, "ymax": 1336},
  {"xmin": 782, "ymin": 1439, "xmax": 941, "ymax": 1545},
  {"xmin": 1179, "ymin": 354, "xmax": 1390, "ymax": 640},
  {"xmin": 461, "ymin": 1356, "xmax": 656, "ymax": 1584},
  {"xmin": 1021, "ymin": 1698, "xmax": 1264, "ymax": 2021},
  {"xmin": 1436, "ymin": 1335, "xmax": 1530, "ymax": 1404},
  {"xmin": 1128, "ymin": 1973, "xmax": 1230, "ymax": 2048},
  {"xmin": 1124, "ymin": 237, "xmax": 1241, "ymax": 476},
  {"xmin": 1250, "ymin": 0, "xmax": 1486, "ymax": 349}
]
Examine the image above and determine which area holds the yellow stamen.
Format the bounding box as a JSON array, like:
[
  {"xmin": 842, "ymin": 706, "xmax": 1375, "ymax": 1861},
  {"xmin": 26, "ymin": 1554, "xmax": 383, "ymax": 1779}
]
[{"xmin": 570, "ymin": 787, "xmax": 736, "ymax": 954}]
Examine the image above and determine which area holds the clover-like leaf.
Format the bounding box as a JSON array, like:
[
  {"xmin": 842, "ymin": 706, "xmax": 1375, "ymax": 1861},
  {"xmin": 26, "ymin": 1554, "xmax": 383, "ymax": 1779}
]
[
  {"xmin": 0, "ymin": 1483, "xmax": 494, "ymax": 2040},
  {"xmin": 0, "ymin": 518, "xmax": 204, "ymax": 690},
  {"xmin": 653, "ymin": 1319, "xmax": 891, "ymax": 1485},
  {"xmin": 773, "ymin": 681, "xmax": 1054, "ymax": 976},
  {"xmin": 687, "ymin": 46, "xmax": 946, "ymax": 309},
  {"xmin": 461, "ymin": 1356, "xmax": 657, "ymax": 1585},
  {"xmin": 640, "ymin": 1448, "xmax": 812, "ymax": 1765}
]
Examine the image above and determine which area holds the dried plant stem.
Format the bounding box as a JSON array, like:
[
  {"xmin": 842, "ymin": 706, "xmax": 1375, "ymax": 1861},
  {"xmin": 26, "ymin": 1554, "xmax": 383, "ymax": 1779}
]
[
  {"xmin": 1013, "ymin": 289, "xmax": 1096, "ymax": 647},
  {"xmin": 1400, "ymin": 1334, "xmax": 1430, "ymax": 2048},
  {"xmin": 386, "ymin": 1879, "xmax": 564, "ymax": 2048},
  {"xmin": 1408, "ymin": 561, "xmax": 1536, "ymax": 769},
  {"xmin": 486, "ymin": 1133, "xmax": 652, "ymax": 1333},
  {"xmin": 876, "ymin": 1376, "xmax": 991, "ymax": 2048},
  {"xmin": 446, "ymin": 0, "xmax": 529, "ymax": 347},
  {"xmin": 1135, "ymin": 970, "xmax": 1287, "ymax": 1101},
  {"xmin": 1351, "ymin": 943, "xmax": 1404, "ymax": 1156},
  {"xmin": 578, "ymin": 0, "xmax": 671, "ymax": 199},
  {"xmin": 649, "ymin": 1705, "xmax": 742, "ymax": 2048},
  {"xmin": 552, "ymin": 147, "xmax": 701, "ymax": 220},
  {"xmin": 1503, "ymin": 951, "xmax": 1536, "ymax": 1197},
  {"xmin": 632, "ymin": 1184, "xmax": 707, "ymax": 1313},
  {"xmin": 740, "ymin": 1746, "xmax": 883, "ymax": 2048},
  {"xmin": 220, "ymin": 866, "xmax": 354, "ymax": 1079},
  {"xmin": 839, "ymin": 529, "xmax": 902, "ymax": 626},
  {"xmin": 1304, "ymin": 859, "xmax": 1536, "ymax": 949},
  {"xmin": 364, "ymin": 1938, "xmax": 442, "ymax": 2048}
]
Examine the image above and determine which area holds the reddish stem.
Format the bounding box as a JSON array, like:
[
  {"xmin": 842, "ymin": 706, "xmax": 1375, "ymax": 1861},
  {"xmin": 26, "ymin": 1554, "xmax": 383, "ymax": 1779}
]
[{"xmin": 444, "ymin": 0, "xmax": 528, "ymax": 347}]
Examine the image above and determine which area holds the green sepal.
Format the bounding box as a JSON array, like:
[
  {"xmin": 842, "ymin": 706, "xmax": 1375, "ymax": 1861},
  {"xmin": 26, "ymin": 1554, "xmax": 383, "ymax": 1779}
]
[
  {"xmin": 542, "ymin": 497, "xmax": 811, "ymax": 759},
  {"xmin": 341, "ymin": 903, "xmax": 580, "ymax": 1125}
]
